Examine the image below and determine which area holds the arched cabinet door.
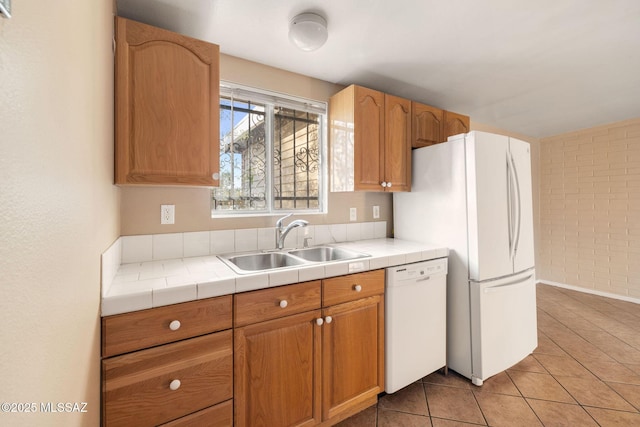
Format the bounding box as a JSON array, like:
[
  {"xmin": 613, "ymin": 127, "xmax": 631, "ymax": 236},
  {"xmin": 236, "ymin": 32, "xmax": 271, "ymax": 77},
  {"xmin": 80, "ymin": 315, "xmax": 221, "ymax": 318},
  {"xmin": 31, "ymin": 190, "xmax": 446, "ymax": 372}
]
[
  {"xmin": 412, "ymin": 101, "xmax": 443, "ymax": 148},
  {"xmin": 384, "ymin": 94, "xmax": 411, "ymax": 192},
  {"xmin": 115, "ymin": 17, "xmax": 220, "ymax": 186},
  {"xmin": 443, "ymin": 110, "xmax": 470, "ymax": 140},
  {"xmin": 329, "ymin": 84, "xmax": 412, "ymax": 192},
  {"xmin": 354, "ymin": 86, "xmax": 385, "ymax": 191}
]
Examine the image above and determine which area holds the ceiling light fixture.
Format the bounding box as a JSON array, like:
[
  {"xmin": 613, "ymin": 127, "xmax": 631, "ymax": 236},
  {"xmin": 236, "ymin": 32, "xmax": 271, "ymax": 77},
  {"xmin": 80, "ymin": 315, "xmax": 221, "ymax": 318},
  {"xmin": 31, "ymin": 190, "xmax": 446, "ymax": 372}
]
[{"xmin": 288, "ymin": 12, "xmax": 328, "ymax": 52}]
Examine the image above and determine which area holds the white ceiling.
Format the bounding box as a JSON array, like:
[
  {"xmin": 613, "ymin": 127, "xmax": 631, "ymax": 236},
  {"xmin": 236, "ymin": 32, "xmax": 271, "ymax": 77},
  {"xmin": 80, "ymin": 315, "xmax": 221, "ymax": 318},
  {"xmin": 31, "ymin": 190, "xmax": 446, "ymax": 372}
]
[{"xmin": 116, "ymin": 0, "xmax": 640, "ymax": 138}]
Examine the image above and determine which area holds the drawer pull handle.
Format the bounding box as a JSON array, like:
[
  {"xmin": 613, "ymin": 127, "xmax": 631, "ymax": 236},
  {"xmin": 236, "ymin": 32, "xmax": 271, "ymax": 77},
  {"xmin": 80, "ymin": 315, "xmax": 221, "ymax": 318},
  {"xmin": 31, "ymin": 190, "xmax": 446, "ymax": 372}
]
[
  {"xmin": 169, "ymin": 379, "xmax": 181, "ymax": 391},
  {"xmin": 353, "ymin": 285, "xmax": 362, "ymax": 292},
  {"xmin": 169, "ymin": 320, "xmax": 181, "ymax": 331},
  {"xmin": 316, "ymin": 318, "xmax": 324, "ymax": 326},
  {"xmin": 279, "ymin": 300, "xmax": 288, "ymax": 308},
  {"xmin": 325, "ymin": 316, "xmax": 333, "ymax": 324}
]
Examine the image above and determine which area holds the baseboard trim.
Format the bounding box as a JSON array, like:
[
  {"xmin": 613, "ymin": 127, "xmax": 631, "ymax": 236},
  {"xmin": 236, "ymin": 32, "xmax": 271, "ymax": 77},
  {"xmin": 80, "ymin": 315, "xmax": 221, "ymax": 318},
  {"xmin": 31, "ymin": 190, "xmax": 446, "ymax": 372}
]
[{"xmin": 537, "ymin": 280, "xmax": 640, "ymax": 305}]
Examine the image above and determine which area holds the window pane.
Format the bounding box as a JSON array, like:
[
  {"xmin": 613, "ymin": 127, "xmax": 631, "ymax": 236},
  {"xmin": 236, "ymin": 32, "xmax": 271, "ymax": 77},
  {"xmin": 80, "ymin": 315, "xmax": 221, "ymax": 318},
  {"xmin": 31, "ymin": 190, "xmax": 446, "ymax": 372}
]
[
  {"xmin": 213, "ymin": 85, "xmax": 326, "ymax": 216},
  {"xmin": 213, "ymin": 97, "xmax": 267, "ymax": 212},
  {"xmin": 273, "ymin": 107, "xmax": 320, "ymax": 210}
]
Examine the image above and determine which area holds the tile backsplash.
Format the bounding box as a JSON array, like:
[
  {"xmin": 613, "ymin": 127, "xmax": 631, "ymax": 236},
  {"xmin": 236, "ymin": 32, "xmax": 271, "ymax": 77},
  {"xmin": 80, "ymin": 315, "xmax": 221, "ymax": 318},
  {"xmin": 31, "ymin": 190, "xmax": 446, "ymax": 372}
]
[{"xmin": 102, "ymin": 221, "xmax": 387, "ymax": 297}]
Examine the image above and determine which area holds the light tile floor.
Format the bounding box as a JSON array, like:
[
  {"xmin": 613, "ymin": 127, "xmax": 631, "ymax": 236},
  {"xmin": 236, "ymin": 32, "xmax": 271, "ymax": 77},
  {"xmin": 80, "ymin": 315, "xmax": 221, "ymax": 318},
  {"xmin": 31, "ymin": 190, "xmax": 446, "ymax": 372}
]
[{"xmin": 337, "ymin": 283, "xmax": 640, "ymax": 426}]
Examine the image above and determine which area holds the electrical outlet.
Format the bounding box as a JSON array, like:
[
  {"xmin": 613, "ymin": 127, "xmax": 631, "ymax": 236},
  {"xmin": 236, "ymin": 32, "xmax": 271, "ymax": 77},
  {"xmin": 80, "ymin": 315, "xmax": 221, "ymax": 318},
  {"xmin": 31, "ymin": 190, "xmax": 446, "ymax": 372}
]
[
  {"xmin": 373, "ymin": 205, "xmax": 380, "ymax": 219},
  {"xmin": 349, "ymin": 207, "xmax": 357, "ymax": 222},
  {"xmin": 161, "ymin": 205, "xmax": 175, "ymax": 225}
]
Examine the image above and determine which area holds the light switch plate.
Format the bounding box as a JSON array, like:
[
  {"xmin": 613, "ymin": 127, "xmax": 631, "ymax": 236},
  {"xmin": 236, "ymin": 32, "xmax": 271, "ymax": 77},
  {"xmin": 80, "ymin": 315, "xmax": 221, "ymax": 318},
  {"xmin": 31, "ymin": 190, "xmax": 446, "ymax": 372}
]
[
  {"xmin": 349, "ymin": 207, "xmax": 357, "ymax": 222},
  {"xmin": 373, "ymin": 205, "xmax": 380, "ymax": 219},
  {"xmin": 0, "ymin": 0, "xmax": 11, "ymax": 19}
]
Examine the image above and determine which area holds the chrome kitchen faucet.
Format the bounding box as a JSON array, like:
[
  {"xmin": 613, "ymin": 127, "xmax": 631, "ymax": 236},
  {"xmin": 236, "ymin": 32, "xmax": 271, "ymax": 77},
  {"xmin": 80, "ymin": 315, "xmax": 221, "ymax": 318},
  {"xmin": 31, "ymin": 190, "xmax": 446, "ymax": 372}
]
[{"xmin": 275, "ymin": 213, "xmax": 308, "ymax": 249}]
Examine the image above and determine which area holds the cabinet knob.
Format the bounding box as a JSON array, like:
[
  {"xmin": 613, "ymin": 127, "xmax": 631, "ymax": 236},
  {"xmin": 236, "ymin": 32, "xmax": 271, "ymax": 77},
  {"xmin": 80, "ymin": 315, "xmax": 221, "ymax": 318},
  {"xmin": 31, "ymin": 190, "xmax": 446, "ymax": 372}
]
[
  {"xmin": 212, "ymin": 172, "xmax": 220, "ymax": 180},
  {"xmin": 169, "ymin": 379, "xmax": 181, "ymax": 391},
  {"xmin": 381, "ymin": 182, "xmax": 387, "ymax": 187},
  {"xmin": 279, "ymin": 300, "xmax": 288, "ymax": 308},
  {"xmin": 169, "ymin": 320, "xmax": 181, "ymax": 331},
  {"xmin": 316, "ymin": 318, "xmax": 324, "ymax": 326},
  {"xmin": 353, "ymin": 284, "xmax": 362, "ymax": 292},
  {"xmin": 325, "ymin": 316, "xmax": 333, "ymax": 324},
  {"xmin": 387, "ymin": 182, "xmax": 392, "ymax": 188}
]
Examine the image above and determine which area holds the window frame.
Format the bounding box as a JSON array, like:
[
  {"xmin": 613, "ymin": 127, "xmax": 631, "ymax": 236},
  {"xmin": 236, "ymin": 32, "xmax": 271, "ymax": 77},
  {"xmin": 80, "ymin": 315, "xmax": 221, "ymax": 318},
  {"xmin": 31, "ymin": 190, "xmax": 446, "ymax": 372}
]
[{"xmin": 212, "ymin": 82, "xmax": 328, "ymax": 217}]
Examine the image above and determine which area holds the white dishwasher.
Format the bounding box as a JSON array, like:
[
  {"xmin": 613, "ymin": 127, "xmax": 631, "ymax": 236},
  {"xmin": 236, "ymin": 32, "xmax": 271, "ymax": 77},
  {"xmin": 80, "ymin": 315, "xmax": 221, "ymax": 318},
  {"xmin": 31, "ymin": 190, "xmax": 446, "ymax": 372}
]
[{"xmin": 385, "ymin": 258, "xmax": 448, "ymax": 393}]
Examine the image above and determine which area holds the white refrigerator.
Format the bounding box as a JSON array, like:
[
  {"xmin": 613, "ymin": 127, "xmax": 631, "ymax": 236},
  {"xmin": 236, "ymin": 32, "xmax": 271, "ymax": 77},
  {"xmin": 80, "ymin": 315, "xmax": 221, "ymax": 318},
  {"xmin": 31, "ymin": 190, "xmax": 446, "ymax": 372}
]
[{"xmin": 393, "ymin": 131, "xmax": 537, "ymax": 386}]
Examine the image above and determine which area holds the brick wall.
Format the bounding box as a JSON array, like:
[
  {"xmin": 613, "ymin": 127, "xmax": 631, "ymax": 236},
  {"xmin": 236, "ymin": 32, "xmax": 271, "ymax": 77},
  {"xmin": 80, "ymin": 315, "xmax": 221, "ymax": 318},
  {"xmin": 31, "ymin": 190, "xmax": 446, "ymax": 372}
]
[{"xmin": 538, "ymin": 118, "xmax": 640, "ymax": 298}]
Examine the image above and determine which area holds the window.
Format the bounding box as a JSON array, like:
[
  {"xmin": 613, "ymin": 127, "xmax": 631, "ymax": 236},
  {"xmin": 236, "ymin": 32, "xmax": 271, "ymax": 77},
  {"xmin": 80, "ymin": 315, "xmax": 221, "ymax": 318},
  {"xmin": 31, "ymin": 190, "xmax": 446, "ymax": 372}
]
[{"xmin": 212, "ymin": 83, "xmax": 327, "ymax": 215}]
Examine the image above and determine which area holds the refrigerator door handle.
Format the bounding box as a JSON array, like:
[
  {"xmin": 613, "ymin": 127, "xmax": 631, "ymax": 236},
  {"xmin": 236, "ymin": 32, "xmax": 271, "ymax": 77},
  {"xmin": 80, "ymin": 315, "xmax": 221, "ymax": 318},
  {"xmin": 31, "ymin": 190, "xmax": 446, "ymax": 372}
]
[
  {"xmin": 507, "ymin": 153, "xmax": 519, "ymax": 260},
  {"xmin": 506, "ymin": 154, "xmax": 514, "ymax": 257},
  {"xmin": 482, "ymin": 274, "xmax": 533, "ymax": 293},
  {"xmin": 510, "ymin": 152, "xmax": 522, "ymax": 256}
]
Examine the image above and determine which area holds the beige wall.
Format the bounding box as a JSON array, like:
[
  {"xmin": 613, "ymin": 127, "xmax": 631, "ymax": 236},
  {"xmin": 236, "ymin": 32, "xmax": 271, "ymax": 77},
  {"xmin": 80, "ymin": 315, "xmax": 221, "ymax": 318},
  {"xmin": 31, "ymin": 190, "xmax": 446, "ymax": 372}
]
[
  {"xmin": 538, "ymin": 118, "xmax": 640, "ymax": 299},
  {"xmin": 120, "ymin": 54, "xmax": 393, "ymax": 236},
  {"xmin": 0, "ymin": 1, "xmax": 119, "ymax": 426}
]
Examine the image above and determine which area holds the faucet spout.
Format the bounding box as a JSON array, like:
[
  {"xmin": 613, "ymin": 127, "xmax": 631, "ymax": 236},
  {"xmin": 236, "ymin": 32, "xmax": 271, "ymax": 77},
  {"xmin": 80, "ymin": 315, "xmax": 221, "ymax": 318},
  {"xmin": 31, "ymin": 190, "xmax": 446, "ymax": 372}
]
[{"xmin": 275, "ymin": 214, "xmax": 308, "ymax": 249}]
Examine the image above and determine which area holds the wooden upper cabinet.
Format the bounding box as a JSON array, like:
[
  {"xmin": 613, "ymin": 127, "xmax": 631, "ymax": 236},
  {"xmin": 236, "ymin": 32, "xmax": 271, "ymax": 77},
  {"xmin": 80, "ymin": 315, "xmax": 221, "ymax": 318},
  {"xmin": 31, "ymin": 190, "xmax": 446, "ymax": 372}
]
[
  {"xmin": 329, "ymin": 85, "xmax": 411, "ymax": 192},
  {"xmin": 384, "ymin": 94, "xmax": 411, "ymax": 192},
  {"xmin": 443, "ymin": 110, "xmax": 470, "ymax": 140},
  {"xmin": 354, "ymin": 86, "xmax": 385, "ymax": 191},
  {"xmin": 115, "ymin": 17, "xmax": 220, "ymax": 186},
  {"xmin": 412, "ymin": 101, "xmax": 444, "ymax": 148}
]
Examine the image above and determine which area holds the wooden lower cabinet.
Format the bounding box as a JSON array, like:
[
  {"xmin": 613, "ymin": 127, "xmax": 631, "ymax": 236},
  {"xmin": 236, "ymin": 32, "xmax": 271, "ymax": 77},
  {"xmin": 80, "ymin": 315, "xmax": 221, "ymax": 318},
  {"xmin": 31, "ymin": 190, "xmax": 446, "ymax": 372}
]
[
  {"xmin": 102, "ymin": 331, "xmax": 233, "ymax": 427},
  {"xmin": 234, "ymin": 271, "xmax": 385, "ymax": 427},
  {"xmin": 102, "ymin": 271, "xmax": 385, "ymax": 427},
  {"xmin": 158, "ymin": 400, "xmax": 233, "ymax": 427},
  {"xmin": 101, "ymin": 295, "xmax": 233, "ymax": 427},
  {"xmin": 234, "ymin": 310, "xmax": 323, "ymax": 427},
  {"xmin": 322, "ymin": 295, "xmax": 384, "ymax": 421}
]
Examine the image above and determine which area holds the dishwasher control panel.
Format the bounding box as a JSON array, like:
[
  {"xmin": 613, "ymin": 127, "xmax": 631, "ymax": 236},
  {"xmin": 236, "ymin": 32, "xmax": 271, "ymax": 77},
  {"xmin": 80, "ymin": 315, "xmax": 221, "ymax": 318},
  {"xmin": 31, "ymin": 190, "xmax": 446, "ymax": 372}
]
[{"xmin": 386, "ymin": 258, "xmax": 448, "ymax": 284}]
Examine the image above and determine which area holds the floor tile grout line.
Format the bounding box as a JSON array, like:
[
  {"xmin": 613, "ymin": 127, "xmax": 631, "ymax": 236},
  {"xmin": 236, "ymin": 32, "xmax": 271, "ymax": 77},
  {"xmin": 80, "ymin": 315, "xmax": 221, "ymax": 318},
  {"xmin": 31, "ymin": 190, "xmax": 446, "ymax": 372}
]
[
  {"xmin": 535, "ymin": 299, "xmax": 640, "ymax": 416},
  {"xmin": 468, "ymin": 383, "xmax": 489, "ymax": 426},
  {"xmin": 534, "ymin": 320, "xmax": 638, "ymax": 409},
  {"xmin": 421, "ymin": 377, "xmax": 432, "ymax": 419},
  {"xmin": 339, "ymin": 285, "xmax": 640, "ymax": 426},
  {"xmin": 547, "ymin": 285, "xmax": 640, "ymax": 324},
  {"xmin": 536, "ymin": 288, "xmax": 640, "ymax": 421}
]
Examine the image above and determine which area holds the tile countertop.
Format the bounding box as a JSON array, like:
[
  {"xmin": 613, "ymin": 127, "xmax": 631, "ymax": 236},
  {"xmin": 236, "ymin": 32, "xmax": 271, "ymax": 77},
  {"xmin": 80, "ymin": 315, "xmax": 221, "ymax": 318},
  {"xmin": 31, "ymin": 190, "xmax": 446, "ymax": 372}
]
[{"xmin": 101, "ymin": 238, "xmax": 449, "ymax": 317}]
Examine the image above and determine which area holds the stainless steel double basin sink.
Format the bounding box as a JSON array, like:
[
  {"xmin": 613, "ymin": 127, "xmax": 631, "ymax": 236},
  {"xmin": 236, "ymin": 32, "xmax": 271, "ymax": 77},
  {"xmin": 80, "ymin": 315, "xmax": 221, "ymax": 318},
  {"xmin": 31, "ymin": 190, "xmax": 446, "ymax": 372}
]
[{"xmin": 218, "ymin": 246, "xmax": 370, "ymax": 274}]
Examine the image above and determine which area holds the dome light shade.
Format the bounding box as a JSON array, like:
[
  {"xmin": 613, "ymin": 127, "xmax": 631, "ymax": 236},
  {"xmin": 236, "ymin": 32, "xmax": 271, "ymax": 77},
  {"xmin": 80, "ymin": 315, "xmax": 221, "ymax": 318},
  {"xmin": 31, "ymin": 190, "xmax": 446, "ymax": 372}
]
[{"xmin": 288, "ymin": 13, "xmax": 328, "ymax": 52}]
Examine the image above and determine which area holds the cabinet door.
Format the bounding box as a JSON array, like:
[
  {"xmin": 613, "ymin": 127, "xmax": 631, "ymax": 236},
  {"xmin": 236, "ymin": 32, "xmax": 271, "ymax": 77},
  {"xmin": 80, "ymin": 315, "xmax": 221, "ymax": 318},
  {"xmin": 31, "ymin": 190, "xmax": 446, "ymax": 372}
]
[
  {"xmin": 353, "ymin": 86, "xmax": 385, "ymax": 191},
  {"xmin": 322, "ymin": 295, "xmax": 384, "ymax": 421},
  {"xmin": 384, "ymin": 94, "xmax": 411, "ymax": 192},
  {"xmin": 412, "ymin": 101, "xmax": 444, "ymax": 148},
  {"xmin": 115, "ymin": 17, "xmax": 220, "ymax": 186},
  {"xmin": 443, "ymin": 110, "xmax": 470, "ymax": 139},
  {"xmin": 235, "ymin": 310, "xmax": 322, "ymax": 427}
]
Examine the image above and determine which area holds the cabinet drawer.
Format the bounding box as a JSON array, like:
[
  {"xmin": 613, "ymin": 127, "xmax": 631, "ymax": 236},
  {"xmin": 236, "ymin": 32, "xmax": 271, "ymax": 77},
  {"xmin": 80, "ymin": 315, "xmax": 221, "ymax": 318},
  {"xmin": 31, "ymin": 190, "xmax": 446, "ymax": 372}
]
[
  {"xmin": 158, "ymin": 399, "xmax": 233, "ymax": 427},
  {"xmin": 234, "ymin": 281, "xmax": 321, "ymax": 327},
  {"xmin": 322, "ymin": 270, "xmax": 385, "ymax": 306},
  {"xmin": 103, "ymin": 331, "xmax": 233, "ymax": 427},
  {"xmin": 102, "ymin": 295, "xmax": 232, "ymax": 357}
]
